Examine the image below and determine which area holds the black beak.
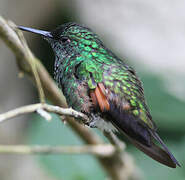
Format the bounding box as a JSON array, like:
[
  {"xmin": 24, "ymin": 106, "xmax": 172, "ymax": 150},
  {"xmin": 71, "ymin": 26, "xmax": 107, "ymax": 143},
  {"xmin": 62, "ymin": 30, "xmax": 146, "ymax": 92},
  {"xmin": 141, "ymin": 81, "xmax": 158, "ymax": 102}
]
[{"xmin": 18, "ymin": 26, "xmax": 52, "ymax": 38}]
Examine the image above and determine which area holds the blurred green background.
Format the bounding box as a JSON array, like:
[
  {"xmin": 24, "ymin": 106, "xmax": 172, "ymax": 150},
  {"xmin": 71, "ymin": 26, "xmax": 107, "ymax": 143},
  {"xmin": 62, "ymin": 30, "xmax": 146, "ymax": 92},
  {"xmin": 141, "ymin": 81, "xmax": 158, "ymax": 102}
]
[{"xmin": 0, "ymin": 0, "xmax": 185, "ymax": 180}]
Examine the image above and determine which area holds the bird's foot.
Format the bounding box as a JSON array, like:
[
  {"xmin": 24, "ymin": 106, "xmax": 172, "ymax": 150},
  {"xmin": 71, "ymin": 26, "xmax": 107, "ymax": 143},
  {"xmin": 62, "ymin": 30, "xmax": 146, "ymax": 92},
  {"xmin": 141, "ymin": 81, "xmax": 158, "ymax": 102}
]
[
  {"xmin": 89, "ymin": 121, "xmax": 98, "ymax": 128},
  {"xmin": 87, "ymin": 114, "xmax": 102, "ymax": 128}
]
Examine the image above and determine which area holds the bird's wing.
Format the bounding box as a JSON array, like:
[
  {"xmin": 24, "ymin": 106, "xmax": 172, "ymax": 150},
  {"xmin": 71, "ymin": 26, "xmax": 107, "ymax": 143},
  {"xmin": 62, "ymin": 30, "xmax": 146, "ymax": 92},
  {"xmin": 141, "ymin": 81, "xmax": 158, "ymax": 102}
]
[
  {"xmin": 74, "ymin": 49, "xmax": 154, "ymax": 131},
  {"xmin": 87, "ymin": 63, "xmax": 180, "ymax": 168},
  {"xmin": 88, "ymin": 62, "xmax": 156, "ymax": 130},
  {"xmin": 90, "ymin": 81, "xmax": 179, "ymax": 168}
]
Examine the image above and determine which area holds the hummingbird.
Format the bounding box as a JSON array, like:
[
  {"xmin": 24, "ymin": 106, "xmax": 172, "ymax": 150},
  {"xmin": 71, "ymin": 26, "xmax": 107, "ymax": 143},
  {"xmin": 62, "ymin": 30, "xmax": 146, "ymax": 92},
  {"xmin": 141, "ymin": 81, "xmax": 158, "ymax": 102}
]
[{"xmin": 18, "ymin": 22, "xmax": 180, "ymax": 168}]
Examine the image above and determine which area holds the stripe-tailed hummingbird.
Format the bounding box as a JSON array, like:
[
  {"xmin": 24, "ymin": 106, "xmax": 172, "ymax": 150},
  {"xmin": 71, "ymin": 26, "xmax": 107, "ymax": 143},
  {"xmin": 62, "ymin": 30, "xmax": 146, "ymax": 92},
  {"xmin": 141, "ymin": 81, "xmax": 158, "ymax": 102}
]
[{"xmin": 18, "ymin": 22, "xmax": 180, "ymax": 168}]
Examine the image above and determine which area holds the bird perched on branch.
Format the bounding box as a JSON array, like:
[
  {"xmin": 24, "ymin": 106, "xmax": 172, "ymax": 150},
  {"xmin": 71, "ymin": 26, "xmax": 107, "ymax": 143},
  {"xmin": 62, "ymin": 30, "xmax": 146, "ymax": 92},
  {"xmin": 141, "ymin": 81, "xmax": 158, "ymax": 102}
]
[{"xmin": 18, "ymin": 22, "xmax": 180, "ymax": 168}]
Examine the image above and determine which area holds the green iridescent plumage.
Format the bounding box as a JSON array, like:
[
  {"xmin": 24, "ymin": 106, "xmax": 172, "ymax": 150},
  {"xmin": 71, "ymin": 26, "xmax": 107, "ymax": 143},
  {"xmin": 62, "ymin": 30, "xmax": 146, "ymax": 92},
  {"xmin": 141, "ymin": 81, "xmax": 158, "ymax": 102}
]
[
  {"xmin": 51, "ymin": 23, "xmax": 153, "ymax": 128},
  {"xmin": 18, "ymin": 22, "xmax": 180, "ymax": 168}
]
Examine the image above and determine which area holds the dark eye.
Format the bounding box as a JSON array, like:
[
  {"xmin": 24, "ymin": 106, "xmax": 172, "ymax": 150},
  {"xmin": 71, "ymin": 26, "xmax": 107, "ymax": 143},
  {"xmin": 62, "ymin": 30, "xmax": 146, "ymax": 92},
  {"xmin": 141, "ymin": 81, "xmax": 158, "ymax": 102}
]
[{"xmin": 61, "ymin": 36, "xmax": 70, "ymax": 43}]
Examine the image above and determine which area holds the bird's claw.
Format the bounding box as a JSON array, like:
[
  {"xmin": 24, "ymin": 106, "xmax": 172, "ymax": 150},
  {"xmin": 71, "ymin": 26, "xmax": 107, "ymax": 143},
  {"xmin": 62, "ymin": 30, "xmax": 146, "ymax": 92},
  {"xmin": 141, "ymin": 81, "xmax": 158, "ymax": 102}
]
[{"xmin": 88, "ymin": 121, "xmax": 97, "ymax": 128}]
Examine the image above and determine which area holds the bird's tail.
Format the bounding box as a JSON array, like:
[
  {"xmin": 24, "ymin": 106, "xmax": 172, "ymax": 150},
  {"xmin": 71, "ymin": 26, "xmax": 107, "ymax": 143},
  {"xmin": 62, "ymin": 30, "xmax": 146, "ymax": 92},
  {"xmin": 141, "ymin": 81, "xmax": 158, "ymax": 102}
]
[
  {"xmin": 102, "ymin": 99, "xmax": 180, "ymax": 168},
  {"xmin": 122, "ymin": 129, "xmax": 180, "ymax": 168},
  {"xmin": 148, "ymin": 129, "xmax": 181, "ymax": 167}
]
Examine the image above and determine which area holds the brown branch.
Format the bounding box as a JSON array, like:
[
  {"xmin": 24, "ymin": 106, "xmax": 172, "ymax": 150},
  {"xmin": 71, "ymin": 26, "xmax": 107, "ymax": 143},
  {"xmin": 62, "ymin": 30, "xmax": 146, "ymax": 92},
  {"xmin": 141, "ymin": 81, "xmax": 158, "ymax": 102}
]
[
  {"xmin": 6, "ymin": 20, "xmax": 45, "ymax": 103},
  {"xmin": 0, "ymin": 16, "xmax": 139, "ymax": 180}
]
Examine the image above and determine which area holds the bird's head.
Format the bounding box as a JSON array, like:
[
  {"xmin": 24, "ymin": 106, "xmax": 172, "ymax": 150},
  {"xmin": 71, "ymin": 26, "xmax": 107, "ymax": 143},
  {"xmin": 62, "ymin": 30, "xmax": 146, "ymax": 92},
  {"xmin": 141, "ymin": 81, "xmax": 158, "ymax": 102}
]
[{"xmin": 18, "ymin": 22, "xmax": 103, "ymax": 57}]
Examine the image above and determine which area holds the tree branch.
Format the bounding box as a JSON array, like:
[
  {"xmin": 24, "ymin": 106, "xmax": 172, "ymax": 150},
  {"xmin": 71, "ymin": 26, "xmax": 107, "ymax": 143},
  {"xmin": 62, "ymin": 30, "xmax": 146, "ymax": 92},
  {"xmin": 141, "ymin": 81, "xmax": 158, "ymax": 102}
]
[
  {"xmin": 2, "ymin": 19, "xmax": 45, "ymax": 103},
  {"xmin": 0, "ymin": 16, "xmax": 139, "ymax": 180},
  {"xmin": 0, "ymin": 144, "xmax": 115, "ymax": 157},
  {"xmin": 0, "ymin": 103, "xmax": 89, "ymax": 124}
]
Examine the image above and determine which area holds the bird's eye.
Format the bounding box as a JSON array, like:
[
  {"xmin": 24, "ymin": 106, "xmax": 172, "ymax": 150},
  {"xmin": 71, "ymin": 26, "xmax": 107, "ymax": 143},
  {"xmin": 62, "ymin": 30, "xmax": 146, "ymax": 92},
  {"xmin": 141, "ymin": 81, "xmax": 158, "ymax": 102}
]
[{"xmin": 61, "ymin": 36, "xmax": 70, "ymax": 43}]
